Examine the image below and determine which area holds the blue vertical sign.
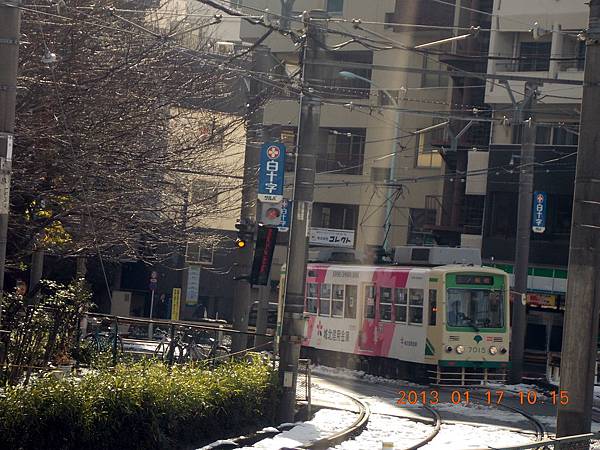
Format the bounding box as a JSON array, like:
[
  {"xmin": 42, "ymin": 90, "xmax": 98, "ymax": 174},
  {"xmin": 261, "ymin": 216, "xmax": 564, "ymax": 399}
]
[
  {"xmin": 532, "ymin": 191, "xmax": 547, "ymax": 233},
  {"xmin": 258, "ymin": 142, "xmax": 286, "ymax": 203},
  {"xmin": 278, "ymin": 199, "xmax": 292, "ymax": 232}
]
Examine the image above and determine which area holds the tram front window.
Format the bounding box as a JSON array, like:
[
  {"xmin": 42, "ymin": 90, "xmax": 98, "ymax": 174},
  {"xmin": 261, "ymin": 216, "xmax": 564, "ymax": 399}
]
[{"xmin": 447, "ymin": 289, "xmax": 504, "ymax": 329}]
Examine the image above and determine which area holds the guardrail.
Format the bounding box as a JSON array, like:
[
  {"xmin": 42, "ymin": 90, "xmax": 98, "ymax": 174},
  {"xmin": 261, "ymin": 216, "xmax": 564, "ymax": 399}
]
[{"xmin": 79, "ymin": 312, "xmax": 275, "ymax": 367}]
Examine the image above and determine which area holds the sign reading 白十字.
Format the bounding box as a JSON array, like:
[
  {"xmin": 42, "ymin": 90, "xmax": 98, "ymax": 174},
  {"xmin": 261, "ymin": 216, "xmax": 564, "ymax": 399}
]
[
  {"xmin": 258, "ymin": 143, "xmax": 285, "ymax": 203},
  {"xmin": 532, "ymin": 191, "xmax": 547, "ymax": 234}
]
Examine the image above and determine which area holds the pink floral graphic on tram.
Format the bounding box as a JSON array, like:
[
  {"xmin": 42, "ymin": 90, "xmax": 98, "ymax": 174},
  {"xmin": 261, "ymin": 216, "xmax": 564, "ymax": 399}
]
[{"xmin": 356, "ymin": 268, "xmax": 410, "ymax": 357}]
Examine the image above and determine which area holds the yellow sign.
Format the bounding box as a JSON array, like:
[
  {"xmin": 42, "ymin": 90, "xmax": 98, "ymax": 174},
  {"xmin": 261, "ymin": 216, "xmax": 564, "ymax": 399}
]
[
  {"xmin": 527, "ymin": 293, "xmax": 557, "ymax": 308},
  {"xmin": 171, "ymin": 288, "xmax": 181, "ymax": 320}
]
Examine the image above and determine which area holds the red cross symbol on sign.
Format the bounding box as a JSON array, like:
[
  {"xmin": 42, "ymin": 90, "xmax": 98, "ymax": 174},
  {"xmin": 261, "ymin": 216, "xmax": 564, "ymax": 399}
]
[
  {"xmin": 267, "ymin": 146, "xmax": 280, "ymax": 159},
  {"xmin": 537, "ymin": 194, "xmax": 544, "ymax": 202}
]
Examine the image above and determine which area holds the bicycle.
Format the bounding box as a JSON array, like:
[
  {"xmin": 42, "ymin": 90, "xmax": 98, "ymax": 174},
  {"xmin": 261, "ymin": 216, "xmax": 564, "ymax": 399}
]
[
  {"xmin": 153, "ymin": 329, "xmax": 185, "ymax": 363},
  {"xmin": 82, "ymin": 318, "xmax": 124, "ymax": 356},
  {"xmin": 186, "ymin": 329, "xmax": 230, "ymax": 364}
]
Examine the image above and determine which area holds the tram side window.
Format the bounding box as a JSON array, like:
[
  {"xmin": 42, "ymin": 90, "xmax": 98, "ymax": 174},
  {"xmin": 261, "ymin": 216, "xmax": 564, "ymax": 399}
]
[
  {"xmin": 306, "ymin": 283, "xmax": 318, "ymax": 314},
  {"xmin": 364, "ymin": 285, "xmax": 376, "ymax": 319},
  {"xmin": 332, "ymin": 285, "xmax": 344, "ymax": 317},
  {"xmin": 320, "ymin": 283, "xmax": 332, "ymax": 316},
  {"xmin": 345, "ymin": 285, "xmax": 357, "ymax": 318},
  {"xmin": 394, "ymin": 288, "xmax": 407, "ymax": 323},
  {"xmin": 380, "ymin": 287, "xmax": 392, "ymax": 321},
  {"xmin": 428, "ymin": 289, "xmax": 437, "ymax": 326},
  {"xmin": 409, "ymin": 289, "xmax": 424, "ymax": 325}
]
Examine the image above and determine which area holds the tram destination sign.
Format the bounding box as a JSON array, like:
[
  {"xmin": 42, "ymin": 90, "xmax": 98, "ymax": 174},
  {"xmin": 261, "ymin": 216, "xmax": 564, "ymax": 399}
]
[{"xmin": 258, "ymin": 142, "xmax": 286, "ymax": 203}]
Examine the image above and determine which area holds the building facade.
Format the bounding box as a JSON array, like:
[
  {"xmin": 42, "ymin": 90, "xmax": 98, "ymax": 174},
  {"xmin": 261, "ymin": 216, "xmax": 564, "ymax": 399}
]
[
  {"xmin": 480, "ymin": 0, "xmax": 586, "ymax": 356},
  {"xmin": 238, "ymin": 0, "xmax": 490, "ymax": 262}
]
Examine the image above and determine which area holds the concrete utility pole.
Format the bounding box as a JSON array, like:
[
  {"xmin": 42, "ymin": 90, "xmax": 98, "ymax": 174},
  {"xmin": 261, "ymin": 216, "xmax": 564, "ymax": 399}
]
[
  {"xmin": 557, "ymin": 0, "xmax": 600, "ymax": 442},
  {"xmin": 0, "ymin": 2, "xmax": 21, "ymax": 332},
  {"xmin": 231, "ymin": 46, "xmax": 273, "ymax": 354},
  {"xmin": 509, "ymin": 81, "xmax": 538, "ymax": 384},
  {"xmin": 277, "ymin": 10, "xmax": 326, "ymax": 423}
]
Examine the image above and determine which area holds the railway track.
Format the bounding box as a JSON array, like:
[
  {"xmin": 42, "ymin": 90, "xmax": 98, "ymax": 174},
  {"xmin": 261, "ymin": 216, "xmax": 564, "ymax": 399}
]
[
  {"xmin": 300, "ymin": 388, "xmax": 371, "ymax": 449},
  {"xmin": 312, "ymin": 374, "xmax": 550, "ymax": 450}
]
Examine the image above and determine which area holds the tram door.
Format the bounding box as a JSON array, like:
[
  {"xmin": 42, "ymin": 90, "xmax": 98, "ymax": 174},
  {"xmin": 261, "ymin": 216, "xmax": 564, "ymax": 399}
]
[{"xmin": 358, "ymin": 283, "xmax": 377, "ymax": 352}]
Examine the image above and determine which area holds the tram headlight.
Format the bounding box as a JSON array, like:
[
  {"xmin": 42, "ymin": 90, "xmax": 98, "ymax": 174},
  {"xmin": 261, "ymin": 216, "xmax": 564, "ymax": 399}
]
[
  {"xmin": 455, "ymin": 345, "xmax": 465, "ymax": 354},
  {"xmin": 445, "ymin": 345, "xmax": 453, "ymax": 353},
  {"xmin": 489, "ymin": 346, "xmax": 498, "ymax": 355},
  {"xmin": 500, "ymin": 347, "xmax": 508, "ymax": 354}
]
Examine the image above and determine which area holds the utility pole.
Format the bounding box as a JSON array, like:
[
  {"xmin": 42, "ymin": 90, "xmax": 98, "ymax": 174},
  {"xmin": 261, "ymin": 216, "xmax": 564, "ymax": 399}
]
[
  {"xmin": 231, "ymin": 46, "xmax": 272, "ymax": 354},
  {"xmin": 557, "ymin": 0, "xmax": 600, "ymax": 442},
  {"xmin": 277, "ymin": 10, "xmax": 326, "ymax": 423},
  {"xmin": 509, "ymin": 81, "xmax": 538, "ymax": 384},
  {"xmin": 0, "ymin": 2, "xmax": 21, "ymax": 340}
]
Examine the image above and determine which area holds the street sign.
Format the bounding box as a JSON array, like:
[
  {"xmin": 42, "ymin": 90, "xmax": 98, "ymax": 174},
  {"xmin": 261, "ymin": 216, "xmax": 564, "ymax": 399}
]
[
  {"xmin": 309, "ymin": 227, "xmax": 355, "ymax": 248},
  {"xmin": 171, "ymin": 288, "xmax": 181, "ymax": 320},
  {"xmin": 258, "ymin": 200, "xmax": 282, "ymax": 226},
  {"xmin": 149, "ymin": 271, "xmax": 158, "ymax": 291},
  {"xmin": 258, "ymin": 142, "xmax": 285, "ymax": 203},
  {"xmin": 186, "ymin": 265, "xmax": 201, "ymax": 306},
  {"xmin": 278, "ymin": 199, "xmax": 292, "ymax": 232},
  {"xmin": 532, "ymin": 191, "xmax": 547, "ymax": 233},
  {"xmin": 250, "ymin": 225, "xmax": 278, "ymax": 285}
]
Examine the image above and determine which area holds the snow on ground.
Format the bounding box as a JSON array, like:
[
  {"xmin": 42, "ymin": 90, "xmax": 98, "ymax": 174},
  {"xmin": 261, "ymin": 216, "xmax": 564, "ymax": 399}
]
[
  {"xmin": 238, "ymin": 409, "xmax": 358, "ymax": 449},
  {"xmin": 332, "ymin": 413, "xmax": 432, "ymax": 450},
  {"xmin": 311, "ymin": 365, "xmax": 425, "ymax": 388},
  {"xmin": 421, "ymin": 422, "xmax": 534, "ymax": 449},
  {"xmin": 434, "ymin": 402, "xmax": 530, "ymax": 423}
]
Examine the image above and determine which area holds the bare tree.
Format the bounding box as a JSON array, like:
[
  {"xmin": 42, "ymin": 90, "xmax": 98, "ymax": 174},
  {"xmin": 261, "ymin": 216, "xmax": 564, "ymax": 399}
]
[{"xmin": 9, "ymin": 0, "xmax": 256, "ymax": 271}]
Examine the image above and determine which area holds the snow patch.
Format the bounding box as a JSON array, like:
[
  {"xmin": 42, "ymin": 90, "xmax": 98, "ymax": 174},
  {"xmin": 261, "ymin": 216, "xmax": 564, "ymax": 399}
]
[
  {"xmin": 239, "ymin": 409, "xmax": 357, "ymax": 449},
  {"xmin": 311, "ymin": 364, "xmax": 425, "ymax": 388}
]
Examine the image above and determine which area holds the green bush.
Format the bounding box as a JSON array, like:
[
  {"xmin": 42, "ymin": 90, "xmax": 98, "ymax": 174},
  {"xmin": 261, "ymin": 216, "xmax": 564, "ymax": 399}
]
[{"xmin": 0, "ymin": 359, "xmax": 279, "ymax": 450}]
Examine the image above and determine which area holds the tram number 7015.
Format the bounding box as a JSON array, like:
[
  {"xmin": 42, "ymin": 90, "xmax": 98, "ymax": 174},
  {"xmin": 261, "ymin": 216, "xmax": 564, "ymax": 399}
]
[{"xmin": 466, "ymin": 346, "xmax": 487, "ymax": 353}]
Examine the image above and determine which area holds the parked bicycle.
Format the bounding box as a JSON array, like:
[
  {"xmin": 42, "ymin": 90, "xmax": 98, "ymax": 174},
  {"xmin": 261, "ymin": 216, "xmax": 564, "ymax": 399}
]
[
  {"xmin": 82, "ymin": 318, "xmax": 124, "ymax": 355},
  {"xmin": 153, "ymin": 327, "xmax": 229, "ymax": 364}
]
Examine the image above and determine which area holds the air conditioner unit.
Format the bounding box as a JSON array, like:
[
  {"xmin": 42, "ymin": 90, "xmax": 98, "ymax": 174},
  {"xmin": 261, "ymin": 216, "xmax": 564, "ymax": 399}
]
[{"xmin": 215, "ymin": 41, "xmax": 234, "ymax": 55}]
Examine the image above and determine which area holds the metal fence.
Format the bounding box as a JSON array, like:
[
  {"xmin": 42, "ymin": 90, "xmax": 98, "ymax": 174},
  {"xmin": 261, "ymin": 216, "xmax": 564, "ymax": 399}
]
[{"xmin": 296, "ymin": 358, "xmax": 312, "ymax": 415}]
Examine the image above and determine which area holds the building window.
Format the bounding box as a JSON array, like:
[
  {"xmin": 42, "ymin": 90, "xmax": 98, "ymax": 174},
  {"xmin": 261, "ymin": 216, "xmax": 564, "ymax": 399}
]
[
  {"xmin": 409, "ymin": 289, "xmax": 424, "ymax": 325},
  {"xmin": 552, "ymin": 126, "xmax": 579, "ymax": 146},
  {"xmin": 379, "ymin": 287, "xmax": 392, "ymax": 321},
  {"xmin": 407, "ymin": 208, "xmax": 437, "ymax": 245},
  {"xmin": 306, "ymin": 283, "xmax": 318, "ymax": 314},
  {"xmin": 319, "ymin": 283, "xmax": 331, "ymax": 316},
  {"xmin": 364, "ymin": 285, "xmax": 376, "ymax": 319},
  {"xmin": 416, "ymin": 122, "xmax": 444, "ymax": 168},
  {"xmin": 489, "ymin": 192, "xmax": 518, "ymax": 238},
  {"xmin": 319, "ymin": 128, "xmax": 366, "ymax": 175},
  {"xmin": 332, "ymin": 284, "xmax": 344, "ymax": 317},
  {"xmin": 186, "ymin": 243, "xmax": 214, "ymax": 264},
  {"xmin": 577, "ymin": 40, "xmax": 586, "ymax": 70},
  {"xmin": 422, "ymin": 55, "xmax": 449, "ymax": 88},
  {"xmin": 344, "ymin": 285, "xmax": 357, "ymax": 318},
  {"xmin": 326, "ymin": 51, "xmax": 373, "ymax": 99},
  {"xmin": 394, "ymin": 288, "xmax": 407, "ymax": 323},
  {"xmin": 326, "ymin": 0, "xmax": 343, "ymax": 15},
  {"xmin": 312, "ymin": 203, "xmax": 358, "ymax": 231},
  {"xmin": 519, "ymin": 42, "xmax": 551, "ymax": 71}
]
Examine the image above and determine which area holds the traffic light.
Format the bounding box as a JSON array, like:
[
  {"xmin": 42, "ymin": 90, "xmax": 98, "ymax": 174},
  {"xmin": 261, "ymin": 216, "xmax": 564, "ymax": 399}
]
[{"xmin": 234, "ymin": 220, "xmax": 254, "ymax": 249}]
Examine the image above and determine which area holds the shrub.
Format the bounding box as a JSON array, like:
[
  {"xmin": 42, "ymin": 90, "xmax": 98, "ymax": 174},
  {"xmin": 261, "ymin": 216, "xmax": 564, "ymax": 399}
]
[{"xmin": 0, "ymin": 359, "xmax": 279, "ymax": 450}]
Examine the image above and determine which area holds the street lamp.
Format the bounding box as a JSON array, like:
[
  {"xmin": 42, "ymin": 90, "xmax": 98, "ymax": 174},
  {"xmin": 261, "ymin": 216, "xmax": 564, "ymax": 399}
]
[{"xmin": 338, "ymin": 70, "xmax": 402, "ymax": 255}]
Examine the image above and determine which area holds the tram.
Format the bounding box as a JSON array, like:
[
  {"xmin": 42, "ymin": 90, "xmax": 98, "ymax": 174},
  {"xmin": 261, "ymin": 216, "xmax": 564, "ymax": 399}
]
[{"xmin": 299, "ymin": 248, "xmax": 511, "ymax": 385}]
